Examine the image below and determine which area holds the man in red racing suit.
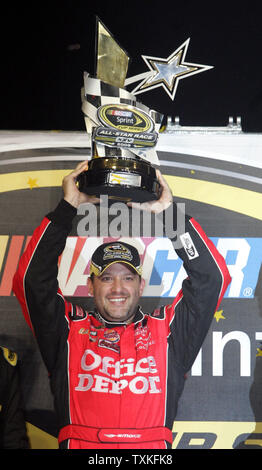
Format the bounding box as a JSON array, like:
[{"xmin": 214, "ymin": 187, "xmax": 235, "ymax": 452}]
[{"xmin": 13, "ymin": 163, "xmax": 231, "ymax": 449}]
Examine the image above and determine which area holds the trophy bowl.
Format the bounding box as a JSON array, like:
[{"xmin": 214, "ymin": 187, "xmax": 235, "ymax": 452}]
[{"xmin": 77, "ymin": 156, "xmax": 161, "ymax": 202}]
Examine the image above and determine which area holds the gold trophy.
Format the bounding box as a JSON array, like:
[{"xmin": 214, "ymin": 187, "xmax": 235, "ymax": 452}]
[{"xmin": 78, "ymin": 18, "xmax": 163, "ymax": 202}]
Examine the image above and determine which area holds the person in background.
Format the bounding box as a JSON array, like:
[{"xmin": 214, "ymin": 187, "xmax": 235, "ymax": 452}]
[{"xmin": 0, "ymin": 346, "xmax": 29, "ymax": 448}]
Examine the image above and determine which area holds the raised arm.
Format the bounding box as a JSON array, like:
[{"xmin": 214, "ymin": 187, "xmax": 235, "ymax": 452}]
[
  {"xmin": 12, "ymin": 199, "xmax": 77, "ymax": 372},
  {"xmin": 129, "ymin": 171, "xmax": 231, "ymax": 372},
  {"xmin": 169, "ymin": 208, "xmax": 231, "ymax": 372},
  {"xmin": 12, "ymin": 162, "xmax": 99, "ymax": 372}
]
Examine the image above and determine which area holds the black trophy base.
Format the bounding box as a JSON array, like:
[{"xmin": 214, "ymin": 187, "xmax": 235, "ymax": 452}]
[{"xmin": 77, "ymin": 157, "xmax": 161, "ymax": 202}]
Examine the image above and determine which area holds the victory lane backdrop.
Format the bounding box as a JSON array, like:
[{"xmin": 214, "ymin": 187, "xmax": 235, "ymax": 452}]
[{"xmin": 0, "ymin": 130, "xmax": 261, "ymax": 449}]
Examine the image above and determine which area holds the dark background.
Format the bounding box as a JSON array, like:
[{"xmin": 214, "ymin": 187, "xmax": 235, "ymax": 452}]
[{"xmin": 1, "ymin": 0, "xmax": 262, "ymax": 132}]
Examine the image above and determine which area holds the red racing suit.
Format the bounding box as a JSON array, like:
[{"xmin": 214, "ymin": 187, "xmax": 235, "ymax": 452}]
[{"xmin": 12, "ymin": 199, "xmax": 231, "ymax": 449}]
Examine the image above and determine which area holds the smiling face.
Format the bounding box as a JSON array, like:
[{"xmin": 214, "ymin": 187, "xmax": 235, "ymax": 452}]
[{"xmin": 88, "ymin": 262, "xmax": 145, "ymax": 324}]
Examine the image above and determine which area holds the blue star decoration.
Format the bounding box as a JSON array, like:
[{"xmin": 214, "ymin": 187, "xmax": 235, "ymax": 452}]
[{"xmin": 125, "ymin": 38, "xmax": 213, "ymax": 101}]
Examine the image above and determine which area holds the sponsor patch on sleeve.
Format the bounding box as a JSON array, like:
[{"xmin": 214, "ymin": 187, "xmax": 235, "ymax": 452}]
[
  {"xmin": 180, "ymin": 232, "xmax": 199, "ymax": 260},
  {"xmin": 70, "ymin": 305, "xmax": 87, "ymax": 321}
]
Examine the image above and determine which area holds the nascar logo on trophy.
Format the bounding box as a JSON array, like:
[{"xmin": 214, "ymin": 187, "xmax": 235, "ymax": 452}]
[{"xmin": 79, "ymin": 18, "xmax": 213, "ymax": 202}]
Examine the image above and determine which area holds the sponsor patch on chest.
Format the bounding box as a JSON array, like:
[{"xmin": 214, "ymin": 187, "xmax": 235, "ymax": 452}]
[{"xmin": 74, "ymin": 349, "xmax": 162, "ymax": 395}]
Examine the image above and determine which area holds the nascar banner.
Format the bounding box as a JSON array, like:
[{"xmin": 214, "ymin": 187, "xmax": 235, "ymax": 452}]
[{"xmin": 0, "ymin": 126, "xmax": 261, "ymax": 449}]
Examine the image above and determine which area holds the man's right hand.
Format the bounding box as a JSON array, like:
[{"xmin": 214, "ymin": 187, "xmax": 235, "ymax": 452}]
[{"xmin": 62, "ymin": 161, "xmax": 100, "ymax": 208}]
